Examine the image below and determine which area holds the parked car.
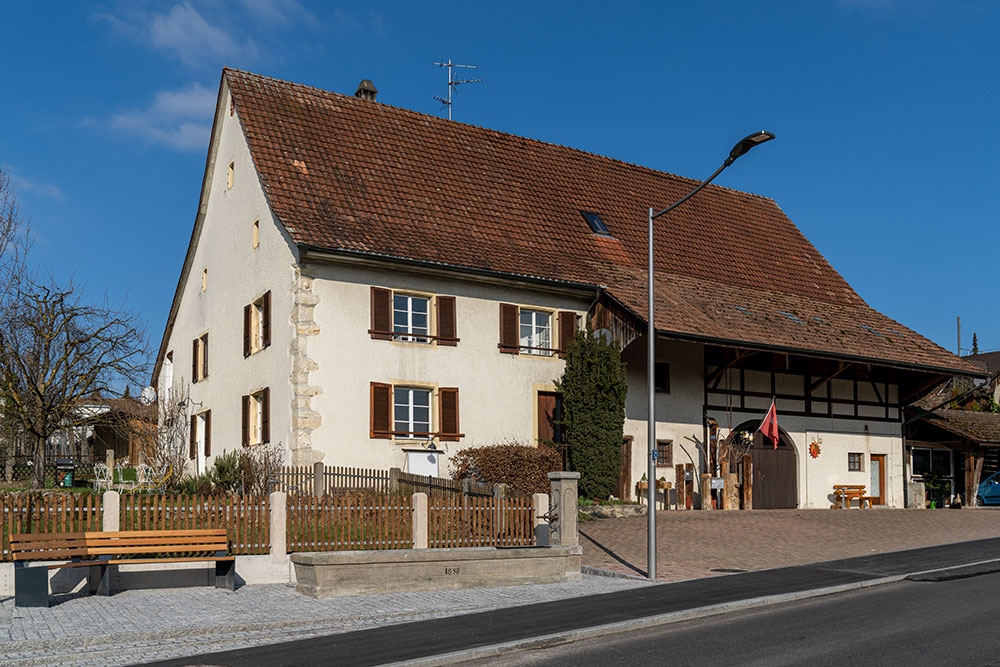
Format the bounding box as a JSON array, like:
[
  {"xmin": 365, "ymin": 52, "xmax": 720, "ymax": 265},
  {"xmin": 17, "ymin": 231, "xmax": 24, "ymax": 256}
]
[{"xmin": 976, "ymin": 471, "xmax": 1000, "ymax": 506}]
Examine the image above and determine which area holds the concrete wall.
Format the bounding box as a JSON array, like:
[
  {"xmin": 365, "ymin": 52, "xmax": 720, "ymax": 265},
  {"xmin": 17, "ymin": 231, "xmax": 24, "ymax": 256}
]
[
  {"xmin": 160, "ymin": 81, "xmax": 298, "ymax": 471},
  {"xmin": 301, "ymin": 260, "xmax": 591, "ymax": 473}
]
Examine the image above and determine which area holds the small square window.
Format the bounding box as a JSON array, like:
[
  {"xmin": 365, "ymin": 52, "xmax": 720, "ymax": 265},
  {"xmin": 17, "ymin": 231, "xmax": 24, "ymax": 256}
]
[
  {"xmin": 656, "ymin": 440, "xmax": 673, "ymax": 467},
  {"xmin": 848, "ymin": 453, "xmax": 863, "ymax": 472},
  {"xmin": 655, "ymin": 363, "xmax": 670, "ymax": 393},
  {"xmin": 227, "ymin": 161, "xmax": 235, "ymax": 189}
]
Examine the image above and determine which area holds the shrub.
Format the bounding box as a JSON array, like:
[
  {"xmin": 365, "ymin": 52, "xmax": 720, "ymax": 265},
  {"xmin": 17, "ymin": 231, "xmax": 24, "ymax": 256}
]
[
  {"xmin": 450, "ymin": 440, "xmax": 562, "ymax": 495},
  {"xmin": 239, "ymin": 442, "xmax": 283, "ymax": 497},
  {"xmin": 178, "ymin": 473, "xmax": 215, "ymax": 495},
  {"xmin": 556, "ymin": 326, "xmax": 627, "ymax": 499},
  {"xmin": 209, "ymin": 450, "xmax": 241, "ymax": 492}
]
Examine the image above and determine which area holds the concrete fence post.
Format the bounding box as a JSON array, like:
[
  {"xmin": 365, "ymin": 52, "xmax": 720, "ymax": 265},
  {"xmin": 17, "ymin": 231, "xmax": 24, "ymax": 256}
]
[
  {"xmin": 412, "ymin": 492, "xmax": 428, "ymax": 549},
  {"xmin": 389, "ymin": 467, "xmax": 401, "ymax": 494},
  {"xmin": 548, "ymin": 471, "xmax": 580, "ymax": 547},
  {"xmin": 102, "ymin": 491, "xmax": 120, "ymax": 532},
  {"xmin": 269, "ymin": 491, "xmax": 287, "ymax": 560},
  {"xmin": 312, "ymin": 461, "xmax": 324, "ymax": 498},
  {"xmin": 532, "ymin": 493, "xmax": 550, "ymax": 546}
]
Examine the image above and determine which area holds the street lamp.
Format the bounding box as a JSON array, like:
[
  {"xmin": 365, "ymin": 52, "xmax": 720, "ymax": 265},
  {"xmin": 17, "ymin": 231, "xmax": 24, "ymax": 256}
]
[{"xmin": 645, "ymin": 130, "xmax": 774, "ymax": 581}]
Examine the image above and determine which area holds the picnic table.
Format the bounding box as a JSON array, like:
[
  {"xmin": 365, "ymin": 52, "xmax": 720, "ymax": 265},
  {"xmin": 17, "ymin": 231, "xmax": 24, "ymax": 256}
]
[{"xmin": 833, "ymin": 484, "xmax": 874, "ymax": 509}]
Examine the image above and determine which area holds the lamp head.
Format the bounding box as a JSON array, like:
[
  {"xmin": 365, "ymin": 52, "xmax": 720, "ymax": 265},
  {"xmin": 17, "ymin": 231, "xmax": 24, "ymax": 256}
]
[{"xmin": 726, "ymin": 130, "xmax": 775, "ymax": 165}]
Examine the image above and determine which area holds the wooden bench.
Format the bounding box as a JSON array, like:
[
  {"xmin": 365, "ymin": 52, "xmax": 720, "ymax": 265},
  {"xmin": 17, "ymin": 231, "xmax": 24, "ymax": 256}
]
[
  {"xmin": 832, "ymin": 484, "xmax": 868, "ymax": 509},
  {"xmin": 11, "ymin": 529, "xmax": 235, "ymax": 607}
]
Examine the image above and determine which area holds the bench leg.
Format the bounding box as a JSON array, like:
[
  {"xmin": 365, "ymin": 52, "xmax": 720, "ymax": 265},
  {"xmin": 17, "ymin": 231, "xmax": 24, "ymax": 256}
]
[
  {"xmin": 214, "ymin": 559, "xmax": 235, "ymax": 591},
  {"xmin": 14, "ymin": 564, "xmax": 49, "ymax": 608},
  {"xmin": 88, "ymin": 562, "xmax": 111, "ymax": 596}
]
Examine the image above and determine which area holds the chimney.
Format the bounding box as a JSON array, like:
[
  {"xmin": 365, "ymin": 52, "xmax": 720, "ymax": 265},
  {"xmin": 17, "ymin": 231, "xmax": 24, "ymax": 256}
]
[{"xmin": 354, "ymin": 79, "xmax": 378, "ymax": 102}]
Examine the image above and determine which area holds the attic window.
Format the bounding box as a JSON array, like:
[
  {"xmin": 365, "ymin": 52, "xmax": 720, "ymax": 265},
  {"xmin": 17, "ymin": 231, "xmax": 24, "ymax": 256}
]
[
  {"xmin": 227, "ymin": 161, "xmax": 235, "ymax": 189},
  {"xmin": 735, "ymin": 306, "xmax": 751, "ymax": 316},
  {"xmin": 580, "ymin": 211, "xmax": 611, "ymax": 236},
  {"xmin": 859, "ymin": 324, "xmax": 887, "ymax": 338},
  {"xmin": 811, "ymin": 316, "xmax": 828, "ymax": 325},
  {"xmin": 887, "ymin": 328, "xmax": 905, "ymax": 338},
  {"xmin": 778, "ymin": 311, "xmax": 805, "ymax": 325}
]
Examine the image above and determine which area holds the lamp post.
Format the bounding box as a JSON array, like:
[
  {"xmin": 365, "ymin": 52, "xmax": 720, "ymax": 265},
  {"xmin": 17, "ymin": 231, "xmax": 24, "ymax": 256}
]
[{"xmin": 646, "ymin": 130, "xmax": 774, "ymax": 581}]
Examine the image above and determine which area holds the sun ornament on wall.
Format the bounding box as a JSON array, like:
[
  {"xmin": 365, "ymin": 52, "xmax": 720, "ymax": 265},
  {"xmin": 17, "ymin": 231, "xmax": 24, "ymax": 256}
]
[{"xmin": 809, "ymin": 441, "xmax": 821, "ymax": 459}]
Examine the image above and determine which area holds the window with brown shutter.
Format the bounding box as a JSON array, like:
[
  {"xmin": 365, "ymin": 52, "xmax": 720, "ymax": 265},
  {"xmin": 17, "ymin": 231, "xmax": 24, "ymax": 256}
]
[
  {"xmin": 241, "ymin": 395, "xmax": 250, "ymax": 447},
  {"xmin": 204, "ymin": 410, "xmax": 212, "ymax": 457},
  {"xmin": 499, "ymin": 303, "xmax": 519, "ymax": 354},
  {"xmin": 439, "ymin": 387, "xmax": 460, "ymax": 441},
  {"xmin": 262, "ymin": 291, "xmax": 271, "ymax": 348},
  {"xmin": 436, "ymin": 296, "xmax": 457, "ymax": 346},
  {"xmin": 243, "ymin": 304, "xmax": 251, "ymax": 357},
  {"xmin": 200, "ymin": 333, "xmax": 209, "ymax": 379},
  {"xmin": 189, "ymin": 414, "xmax": 197, "ymax": 459},
  {"xmin": 370, "ymin": 382, "xmax": 392, "ymax": 438},
  {"xmin": 191, "ymin": 338, "xmax": 199, "ymax": 382},
  {"xmin": 261, "ymin": 387, "xmax": 270, "ymax": 444},
  {"xmin": 558, "ymin": 311, "xmax": 578, "ymax": 358},
  {"xmin": 370, "ymin": 287, "xmax": 392, "ymax": 340}
]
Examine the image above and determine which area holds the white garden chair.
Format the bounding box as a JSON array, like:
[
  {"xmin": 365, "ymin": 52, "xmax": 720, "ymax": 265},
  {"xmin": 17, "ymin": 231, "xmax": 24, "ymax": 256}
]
[
  {"xmin": 133, "ymin": 463, "xmax": 153, "ymax": 491},
  {"xmin": 93, "ymin": 463, "xmax": 110, "ymax": 491}
]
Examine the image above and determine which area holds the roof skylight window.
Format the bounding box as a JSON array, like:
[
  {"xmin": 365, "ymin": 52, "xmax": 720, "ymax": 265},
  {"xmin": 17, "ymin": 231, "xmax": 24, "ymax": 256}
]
[
  {"xmin": 886, "ymin": 328, "xmax": 905, "ymax": 338},
  {"xmin": 778, "ymin": 311, "xmax": 805, "ymax": 325},
  {"xmin": 580, "ymin": 211, "xmax": 611, "ymax": 236},
  {"xmin": 811, "ymin": 316, "xmax": 827, "ymax": 325},
  {"xmin": 735, "ymin": 306, "xmax": 751, "ymax": 316},
  {"xmin": 859, "ymin": 324, "xmax": 887, "ymax": 338}
]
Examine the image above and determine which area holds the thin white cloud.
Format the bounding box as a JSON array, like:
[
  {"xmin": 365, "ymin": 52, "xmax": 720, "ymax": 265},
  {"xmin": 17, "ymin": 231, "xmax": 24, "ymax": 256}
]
[
  {"xmin": 89, "ymin": 83, "xmax": 217, "ymax": 152},
  {"xmin": 237, "ymin": 0, "xmax": 318, "ymax": 28},
  {"xmin": 7, "ymin": 168, "xmax": 64, "ymax": 201}
]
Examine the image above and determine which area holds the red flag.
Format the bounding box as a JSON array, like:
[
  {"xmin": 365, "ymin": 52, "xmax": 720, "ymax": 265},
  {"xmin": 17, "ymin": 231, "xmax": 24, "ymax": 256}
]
[{"xmin": 758, "ymin": 400, "xmax": 779, "ymax": 449}]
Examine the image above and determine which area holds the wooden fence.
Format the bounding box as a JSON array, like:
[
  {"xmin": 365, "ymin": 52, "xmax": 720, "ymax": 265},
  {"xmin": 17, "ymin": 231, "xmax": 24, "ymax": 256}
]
[
  {"xmin": 270, "ymin": 466, "xmax": 391, "ymax": 496},
  {"xmin": 428, "ymin": 495, "xmax": 535, "ymax": 548},
  {"xmin": 0, "ymin": 493, "xmax": 104, "ymax": 559},
  {"xmin": 286, "ymin": 493, "xmax": 412, "ymax": 552},
  {"xmin": 120, "ymin": 494, "xmax": 270, "ymax": 555},
  {"xmin": 397, "ymin": 471, "xmax": 496, "ymax": 498}
]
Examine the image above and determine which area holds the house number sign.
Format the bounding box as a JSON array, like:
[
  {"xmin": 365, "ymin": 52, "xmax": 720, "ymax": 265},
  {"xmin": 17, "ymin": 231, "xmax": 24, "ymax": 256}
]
[{"xmin": 445, "ymin": 567, "xmax": 461, "ymax": 575}]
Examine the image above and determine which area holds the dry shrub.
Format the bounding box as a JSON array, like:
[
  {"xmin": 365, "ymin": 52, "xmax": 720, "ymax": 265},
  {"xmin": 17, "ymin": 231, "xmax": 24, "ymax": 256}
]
[{"xmin": 450, "ymin": 440, "xmax": 562, "ymax": 495}]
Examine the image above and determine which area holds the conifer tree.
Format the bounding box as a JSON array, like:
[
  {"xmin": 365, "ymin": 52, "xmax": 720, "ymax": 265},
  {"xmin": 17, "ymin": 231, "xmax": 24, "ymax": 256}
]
[{"xmin": 556, "ymin": 327, "xmax": 628, "ymax": 499}]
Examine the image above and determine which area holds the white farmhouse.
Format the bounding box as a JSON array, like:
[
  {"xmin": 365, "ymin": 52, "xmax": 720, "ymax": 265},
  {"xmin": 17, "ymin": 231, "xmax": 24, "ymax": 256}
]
[{"xmin": 152, "ymin": 69, "xmax": 980, "ymax": 508}]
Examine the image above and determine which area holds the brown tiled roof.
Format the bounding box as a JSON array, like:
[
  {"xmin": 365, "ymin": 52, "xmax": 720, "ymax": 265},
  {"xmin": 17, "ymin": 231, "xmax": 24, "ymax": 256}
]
[
  {"xmin": 965, "ymin": 352, "xmax": 1000, "ymax": 376},
  {"xmin": 921, "ymin": 409, "xmax": 1000, "ymax": 444},
  {"xmin": 225, "ymin": 68, "xmax": 979, "ymax": 376}
]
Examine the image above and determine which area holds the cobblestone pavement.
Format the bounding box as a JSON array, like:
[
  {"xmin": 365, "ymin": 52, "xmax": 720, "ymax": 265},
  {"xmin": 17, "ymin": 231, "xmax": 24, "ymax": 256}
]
[
  {"xmin": 0, "ymin": 575, "xmax": 651, "ymax": 666},
  {"xmin": 581, "ymin": 507, "xmax": 1000, "ymax": 580}
]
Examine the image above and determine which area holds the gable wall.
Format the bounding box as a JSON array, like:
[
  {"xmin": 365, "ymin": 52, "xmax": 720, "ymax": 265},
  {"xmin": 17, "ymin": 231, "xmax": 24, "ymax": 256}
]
[{"xmin": 159, "ymin": 87, "xmax": 297, "ymax": 473}]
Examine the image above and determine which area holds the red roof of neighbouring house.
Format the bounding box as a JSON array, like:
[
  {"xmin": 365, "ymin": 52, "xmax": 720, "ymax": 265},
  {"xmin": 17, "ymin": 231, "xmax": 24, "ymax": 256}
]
[{"xmin": 222, "ymin": 68, "xmax": 978, "ymax": 376}]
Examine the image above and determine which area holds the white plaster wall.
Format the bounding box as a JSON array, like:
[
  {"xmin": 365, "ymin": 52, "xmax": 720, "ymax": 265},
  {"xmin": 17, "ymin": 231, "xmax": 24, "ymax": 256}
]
[
  {"xmin": 304, "ymin": 261, "xmax": 592, "ymax": 474},
  {"xmin": 622, "ymin": 337, "xmax": 706, "ymax": 499},
  {"xmin": 160, "ymin": 83, "xmax": 297, "ymax": 471}
]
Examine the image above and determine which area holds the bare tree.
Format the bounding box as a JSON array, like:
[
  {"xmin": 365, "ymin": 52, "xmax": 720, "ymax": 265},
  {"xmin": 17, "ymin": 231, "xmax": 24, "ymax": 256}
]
[
  {"xmin": 0, "ymin": 166, "xmax": 30, "ymax": 308},
  {"xmin": 0, "ymin": 279, "xmax": 147, "ymax": 487},
  {"xmin": 153, "ymin": 384, "xmax": 191, "ymax": 482}
]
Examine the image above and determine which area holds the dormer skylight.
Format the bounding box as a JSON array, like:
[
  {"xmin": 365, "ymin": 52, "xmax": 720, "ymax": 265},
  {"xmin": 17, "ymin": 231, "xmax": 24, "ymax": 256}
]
[
  {"xmin": 860, "ymin": 324, "xmax": 887, "ymax": 338},
  {"xmin": 581, "ymin": 211, "xmax": 611, "ymax": 236},
  {"xmin": 735, "ymin": 306, "xmax": 751, "ymax": 316}
]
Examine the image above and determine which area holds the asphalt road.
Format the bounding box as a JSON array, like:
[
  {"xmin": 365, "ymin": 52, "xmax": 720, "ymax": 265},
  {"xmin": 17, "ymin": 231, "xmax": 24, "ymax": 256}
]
[{"xmin": 469, "ymin": 571, "xmax": 1000, "ymax": 667}]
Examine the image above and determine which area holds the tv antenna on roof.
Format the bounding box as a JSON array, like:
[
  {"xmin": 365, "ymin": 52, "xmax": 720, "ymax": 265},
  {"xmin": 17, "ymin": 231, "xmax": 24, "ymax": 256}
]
[{"xmin": 433, "ymin": 59, "xmax": 482, "ymax": 121}]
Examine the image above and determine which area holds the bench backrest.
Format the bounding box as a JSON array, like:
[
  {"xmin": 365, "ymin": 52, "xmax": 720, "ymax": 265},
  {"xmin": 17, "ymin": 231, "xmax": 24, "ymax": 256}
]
[{"xmin": 10, "ymin": 529, "xmax": 229, "ymax": 561}]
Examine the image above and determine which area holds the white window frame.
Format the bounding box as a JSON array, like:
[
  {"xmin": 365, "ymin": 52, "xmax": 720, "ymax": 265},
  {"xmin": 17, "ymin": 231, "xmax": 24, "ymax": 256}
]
[
  {"xmin": 393, "ymin": 386, "xmax": 432, "ymax": 439},
  {"xmin": 393, "ymin": 293, "xmax": 431, "ymax": 343},
  {"xmin": 519, "ymin": 309, "xmax": 552, "ymax": 356}
]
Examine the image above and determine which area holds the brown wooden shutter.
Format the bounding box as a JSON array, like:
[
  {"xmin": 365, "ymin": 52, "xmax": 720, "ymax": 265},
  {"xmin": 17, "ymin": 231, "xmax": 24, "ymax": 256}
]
[
  {"xmin": 436, "ymin": 296, "xmax": 457, "ymax": 346},
  {"xmin": 201, "ymin": 333, "xmax": 209, "ymax": 379},
  {"xmin": 189, "ymin": 414, "xmax": 197, "ymax": 459},
  {"xmin": 558, "ymin": 311, "xmax": 578, "ymax": 358},
  {"xmin": 261, "ymin": 387, "xmax": 270, "ymax": 444},
  {"xmin": 370, "ymin": 287, "xmax": 392, "ymax": 340},
  {"xmin": 241, "ymin": 395, "xmax": 250, "ymax": 447},
  {"xmin": 370, "ymin": 382, "xmax": 392, "ymax": 438},
  {"xmin": 499, "ymin": 303, "xmax": 519, "ymax": 354},
  {"xmin": 204, "ymin": 410, "xmax": 212, "ymax": 457},
  {"xmin": 192, "ymin": 339, "xmax": 199, "ymax": 382},
  {"xmin": 439, "ymin": 388, "xmax": 460, "ymax": 441},
  {"xmin": 243, "ymin": 304, "xmax": 251, "ymax": 357},
  {"xmin": 262, "ymin": 291, "xmax": 271, "ymax": 348}
]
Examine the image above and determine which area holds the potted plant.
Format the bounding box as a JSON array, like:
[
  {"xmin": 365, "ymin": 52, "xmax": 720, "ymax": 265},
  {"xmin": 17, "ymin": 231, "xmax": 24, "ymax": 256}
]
[{"xmin": 921, "ymin": 471, "xmax": 950, "ymax": 509}]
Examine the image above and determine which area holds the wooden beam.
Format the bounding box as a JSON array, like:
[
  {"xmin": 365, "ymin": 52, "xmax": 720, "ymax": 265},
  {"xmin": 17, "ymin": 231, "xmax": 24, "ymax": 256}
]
[
  {"xmin": 809, "ymin": 362, "xmax": 853, "ymax": 394},
  {"xmin": 707, "ymin": 350, "xmax": 753, "ymax": 389}
]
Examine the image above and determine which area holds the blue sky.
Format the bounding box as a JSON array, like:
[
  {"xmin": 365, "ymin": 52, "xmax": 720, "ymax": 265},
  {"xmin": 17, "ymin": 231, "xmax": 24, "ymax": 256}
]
[{"xmin": 2, "ymin": 0, "xmax": 997, "ymax": 367}]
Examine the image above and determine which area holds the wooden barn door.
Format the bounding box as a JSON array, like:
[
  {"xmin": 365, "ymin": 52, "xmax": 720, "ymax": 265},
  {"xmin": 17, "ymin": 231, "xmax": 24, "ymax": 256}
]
[{"xmin": 751, "ymin": 432, "xmax": 797, "ymax": 509}]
